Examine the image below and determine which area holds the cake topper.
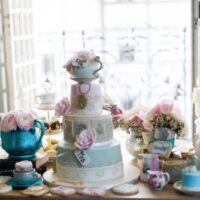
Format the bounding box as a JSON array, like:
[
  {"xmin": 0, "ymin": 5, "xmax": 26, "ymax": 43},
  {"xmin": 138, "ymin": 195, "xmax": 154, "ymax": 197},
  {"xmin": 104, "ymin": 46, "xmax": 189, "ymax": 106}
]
[{"xmin": 63, "ymin": 51, "xmax": 103, "ymax": 83}]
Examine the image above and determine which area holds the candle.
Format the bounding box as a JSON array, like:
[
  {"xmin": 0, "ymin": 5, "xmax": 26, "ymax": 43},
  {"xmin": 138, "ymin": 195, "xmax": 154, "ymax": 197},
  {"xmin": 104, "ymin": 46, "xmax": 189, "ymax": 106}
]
[{"xmin": 193, "ymin": 87, "xmax": 200, "ymax": 116}]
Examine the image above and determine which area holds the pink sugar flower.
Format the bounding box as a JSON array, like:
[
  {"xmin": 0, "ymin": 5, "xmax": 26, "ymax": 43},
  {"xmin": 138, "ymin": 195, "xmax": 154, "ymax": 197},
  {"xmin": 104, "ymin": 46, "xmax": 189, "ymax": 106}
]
[
  {"xmin": 55, "ymin": 97, "xmax": 71, "ymax": 117},
  {"xmin": 159, "ymin": 99, "xmax": 174, "ymax": 114},
  {"xmin": 15, "ymin": 111, "xmax": 35, "ymax": 130},
  {"xmin": 74, "ymin": 129, "xmax": 96, "ymax": 150},
  {"xmin": 76, "ymin": 51, "xmax": 96, "ymax": 61},
  {"xmin": 145, "ymin": 104, "xmax": 160, "ymax": 120},
  {"xmin": 111, "ymin": 107, "xmax": 124, "ymax": 120},
  {"xmin": 0, "ymin": 113, "xmax": 17, "ymax": 132},
  {"xmin": 131, "ymin": 115, "xmax": 142, "ymax": 126}
]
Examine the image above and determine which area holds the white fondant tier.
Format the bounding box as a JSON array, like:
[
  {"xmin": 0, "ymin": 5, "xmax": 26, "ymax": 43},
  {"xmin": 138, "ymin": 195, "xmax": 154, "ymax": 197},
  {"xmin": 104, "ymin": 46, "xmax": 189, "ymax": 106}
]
[
  {"xmin": 56, "ymin": 139, "xmax": 123, "ymax": 183},
  {"xmin": 70, "ymin": 83, "xmax": 102, "ymax": 115},
  {"xmin": 63, "ymin": 111, "xmax": 113, "ymax": 144}
]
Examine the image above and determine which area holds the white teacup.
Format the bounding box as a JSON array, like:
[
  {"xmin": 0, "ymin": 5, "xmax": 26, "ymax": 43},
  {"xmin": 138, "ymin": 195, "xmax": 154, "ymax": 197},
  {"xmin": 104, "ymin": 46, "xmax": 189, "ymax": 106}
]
[{"xmin": 35, "ymin": 93, "xmax": 55, "ymax": 104}]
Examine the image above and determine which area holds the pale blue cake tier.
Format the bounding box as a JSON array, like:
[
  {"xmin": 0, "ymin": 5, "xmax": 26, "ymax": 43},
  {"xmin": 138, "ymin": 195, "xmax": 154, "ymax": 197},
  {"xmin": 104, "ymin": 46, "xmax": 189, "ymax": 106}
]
[
  {"xmin": 63, "ymin": 111, "xmax": 113, "ymax": 144},
  {"xmin": 182, "ymin": 170, "xmax": 200, "ymax": 190},
  {"xmin": 56, "ymin": 139, "xmax": 123, "ymax": 182}
]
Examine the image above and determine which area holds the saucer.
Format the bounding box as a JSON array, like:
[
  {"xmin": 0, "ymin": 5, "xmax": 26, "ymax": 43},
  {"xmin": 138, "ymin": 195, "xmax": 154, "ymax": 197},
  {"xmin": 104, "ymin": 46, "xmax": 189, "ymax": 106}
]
[
  {"xmin": 173, "ymin": 181, "xmax": 200, "ymax": 196},
  {"xmin": 71, "ymin": 76, "xmax": 99, "ymax": 83},
  {"xmin": 7, "ymin": 177, "xmax": 43, "ymax": 188}
]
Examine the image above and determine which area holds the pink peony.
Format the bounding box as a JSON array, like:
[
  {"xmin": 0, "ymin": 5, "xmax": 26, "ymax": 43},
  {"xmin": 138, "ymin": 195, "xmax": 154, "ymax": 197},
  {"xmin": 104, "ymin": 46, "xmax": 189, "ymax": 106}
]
[
  {"xmin": 55, "ymin": 97, "xmax": 71, "ymax": 117},
  {"xmin": 74, "ymin": 129, "xmax": 96, "ymax": 150},
  {"xmin": 0, "ymin": 113, "xmax": 17, "ymax": 132},
  {"xmin": 159, "ymin": 99, "xmax": 174, "ymax": 114},
  {"xmin": 15, "ymin": 111, "xmax": 35, "ymax": 130}
]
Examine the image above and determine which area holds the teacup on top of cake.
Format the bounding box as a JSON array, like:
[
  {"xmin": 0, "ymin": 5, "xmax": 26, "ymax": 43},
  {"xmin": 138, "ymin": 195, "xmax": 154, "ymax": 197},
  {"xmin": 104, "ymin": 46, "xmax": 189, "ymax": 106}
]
[{"xmin": 181, "ymin": 165, "xmax": 200, "ymax": 190}]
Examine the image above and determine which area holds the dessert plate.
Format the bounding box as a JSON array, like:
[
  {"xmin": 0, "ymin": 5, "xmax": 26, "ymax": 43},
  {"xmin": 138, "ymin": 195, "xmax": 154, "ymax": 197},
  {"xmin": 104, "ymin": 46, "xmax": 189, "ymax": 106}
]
[
  {"xmin": 7, "ymin": 177, "xmax": 43, "ymax": 188},
  {"xmin": 43, "ymin": 164, "xmax": 140, "ymax": 189},
  {"xmin": 173, "ymin": 181, "xmax": 200, "ymax": 196}
]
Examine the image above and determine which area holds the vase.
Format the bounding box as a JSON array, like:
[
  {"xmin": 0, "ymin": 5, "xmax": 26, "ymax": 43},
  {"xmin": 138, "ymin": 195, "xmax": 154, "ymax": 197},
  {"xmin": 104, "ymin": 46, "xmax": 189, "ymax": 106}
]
[
  {"xmin": 126, "ymin": 133, "xmax": 144, "ymax": 158},
  {"xmin": 1, "ymin": 119, "xmax": 45, "ymax": 159},
  {"xmin": 153, "ymin": 127, "xmax": 175, "ymax": 147}
]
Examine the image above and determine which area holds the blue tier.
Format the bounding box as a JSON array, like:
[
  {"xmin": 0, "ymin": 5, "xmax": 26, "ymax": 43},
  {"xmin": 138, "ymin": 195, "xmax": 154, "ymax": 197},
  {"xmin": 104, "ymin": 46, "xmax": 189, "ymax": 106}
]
[
  {"xmin": 182, "ymin": 169, "xmax": 200, "ymax": 190},
  {"xmin": 56, "ymin": 139, "xmax": 123, "ymax": 183},
  {"xmin": 63, "ymin": 111, "xmax": 113, "ymax": 144}
]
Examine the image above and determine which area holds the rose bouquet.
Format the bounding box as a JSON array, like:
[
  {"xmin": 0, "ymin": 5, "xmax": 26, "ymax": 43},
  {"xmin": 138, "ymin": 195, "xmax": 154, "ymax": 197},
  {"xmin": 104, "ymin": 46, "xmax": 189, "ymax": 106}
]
[
  {"xmin": 119, "ymin": 106, "xmax": 151, "ymax": 137},
  {"xmin": 144, "ymin": 99, "xmax": 186, "ymax": 138}
]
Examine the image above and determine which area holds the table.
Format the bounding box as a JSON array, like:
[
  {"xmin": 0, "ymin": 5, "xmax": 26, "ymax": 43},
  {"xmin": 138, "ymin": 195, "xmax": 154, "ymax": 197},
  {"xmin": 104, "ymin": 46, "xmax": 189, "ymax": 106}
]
[{"xmin": 0, "ymin": 133, "xmax": 198, "ymax": 199}]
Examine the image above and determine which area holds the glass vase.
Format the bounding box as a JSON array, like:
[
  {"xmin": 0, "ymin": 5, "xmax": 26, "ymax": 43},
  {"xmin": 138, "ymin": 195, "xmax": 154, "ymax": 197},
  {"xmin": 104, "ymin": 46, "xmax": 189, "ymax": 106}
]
[{"xmin": 126, "ymin": 133, "xmax": 144, "ymax": 158}]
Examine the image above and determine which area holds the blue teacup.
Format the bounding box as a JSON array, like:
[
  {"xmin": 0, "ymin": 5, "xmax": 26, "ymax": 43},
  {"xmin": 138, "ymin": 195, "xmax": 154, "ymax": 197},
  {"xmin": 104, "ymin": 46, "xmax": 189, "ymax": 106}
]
[{"xmin": 13, "ymin": 169, "xmax": 40, "ymax": 185}]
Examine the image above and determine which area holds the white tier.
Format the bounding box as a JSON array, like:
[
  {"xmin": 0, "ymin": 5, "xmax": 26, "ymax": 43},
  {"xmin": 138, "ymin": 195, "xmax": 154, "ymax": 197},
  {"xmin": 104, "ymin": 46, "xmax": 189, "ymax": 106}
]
[
  {"xmin": 56, "ymin": 139, "xmax": 123, "ymax": 183},
  {"xmin": 70, "ymin": 83, "xmax": 102, "ymax": 115},
  {"xmin": 63, "ymin": 111, "xmax": 113, "ymax": 143}
]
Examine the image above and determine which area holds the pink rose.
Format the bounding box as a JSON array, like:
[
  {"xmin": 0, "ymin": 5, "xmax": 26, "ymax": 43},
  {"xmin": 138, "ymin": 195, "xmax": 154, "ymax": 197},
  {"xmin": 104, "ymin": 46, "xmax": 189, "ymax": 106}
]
[
  {"xmin": 145, "ymin": 104, "xmax": 160, "ymax": 120},
  {"xmin": 131, "ymin": 115, "xmax": 142, "ymax": 126},
  {"xmin": 111, "ymin": 107, "xmax": 124, "ymax": 120},
  {"xmin": 0, "ymin": 113, "xmax": 17, "ymax": 132},
  {"xmin": 63, "ymin": 58, "xmax": 73, "ymax": 72},
  {"xmin": 55, "ymin": 97, "xmax": 71, "ymax": 117},
  {"xmin": 15, "ymin": 111, "xmax": 35, "ymax": 130},
  {"xmin": 74, "ymin": 129, "xmax": 96, "ymax": 150},
  {"xmin": 159, "ymin": 99, "xmax": 174, "ymax": 114},
  {"xmin": 143, "ymin": 120, "xmax": 153, "ymax": 132},
  {"xmin": 76, "ymin": 51, "xmax": 96, "ymax": 61}
]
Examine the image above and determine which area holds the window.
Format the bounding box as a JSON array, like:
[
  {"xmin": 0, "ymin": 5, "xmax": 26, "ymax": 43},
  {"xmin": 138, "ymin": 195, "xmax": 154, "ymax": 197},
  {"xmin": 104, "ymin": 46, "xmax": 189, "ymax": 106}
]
[{"xmin": 0, "ymin": 0, "xmax": 194, "ymax": 136}]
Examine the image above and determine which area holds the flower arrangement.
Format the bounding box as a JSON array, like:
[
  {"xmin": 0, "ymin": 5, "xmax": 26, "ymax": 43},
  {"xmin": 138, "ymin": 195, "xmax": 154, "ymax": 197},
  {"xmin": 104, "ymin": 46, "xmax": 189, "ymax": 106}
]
[
  {"xmin": 0, "ymin": 111, "xmax": 35, "ymax": 132},
  {"xmin": 74, "ymin": 129, "xmax": 96, "ymax": 150},
  {"xmin": 55, "ymin": 97, "xmax": 71, "ymax": 117},
  {"xmin": 119, "ymin": 106, "xmax": 150, "ymax": 137},
  {"xmin": 103, "ymin": 104, "xmax": 124, "ymax": 128},
  {"xmin": 117, "ymin": 99, "xmax": 186, "ymax": 139},
  {"xmin": 63, "ymin": 51, "xmax": 98, "ymax": 73},
  {"xmin": 145, "ymin": 99, "xmax": 185, "ymax": 138}
]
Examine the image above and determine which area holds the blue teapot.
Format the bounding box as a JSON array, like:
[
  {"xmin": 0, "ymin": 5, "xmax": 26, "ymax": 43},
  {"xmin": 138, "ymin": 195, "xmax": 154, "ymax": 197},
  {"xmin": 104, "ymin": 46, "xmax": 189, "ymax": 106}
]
[{"xmin": 1, "ymin": 119, "xmax": 45, "ymax": 159}]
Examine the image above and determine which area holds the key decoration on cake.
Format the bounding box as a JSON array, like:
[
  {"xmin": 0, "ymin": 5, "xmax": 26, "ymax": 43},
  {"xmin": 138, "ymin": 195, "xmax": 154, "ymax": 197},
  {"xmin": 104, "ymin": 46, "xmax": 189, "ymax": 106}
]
[
  {"xmin": 74, "ymin": 150, "xmax": 91, "ymax": 166},
  {"xmin": 77, "ymin": 83, "xmax": 91, "ymax": 109}
]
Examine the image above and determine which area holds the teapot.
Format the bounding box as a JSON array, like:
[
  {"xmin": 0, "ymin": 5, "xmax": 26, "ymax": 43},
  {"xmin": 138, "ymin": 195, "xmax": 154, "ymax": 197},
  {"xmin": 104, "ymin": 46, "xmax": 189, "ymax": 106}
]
[{"xmin": 1, "ymin": 118, "xmax": 45, "ymax": 159}]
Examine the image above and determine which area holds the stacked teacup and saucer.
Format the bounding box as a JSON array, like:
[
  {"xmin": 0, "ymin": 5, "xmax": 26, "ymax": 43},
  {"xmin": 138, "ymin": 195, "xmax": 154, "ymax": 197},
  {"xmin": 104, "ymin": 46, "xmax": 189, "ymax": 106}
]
[{"xmin": 7, "ymin": 160, "xmax": 43, "ymax": 189}]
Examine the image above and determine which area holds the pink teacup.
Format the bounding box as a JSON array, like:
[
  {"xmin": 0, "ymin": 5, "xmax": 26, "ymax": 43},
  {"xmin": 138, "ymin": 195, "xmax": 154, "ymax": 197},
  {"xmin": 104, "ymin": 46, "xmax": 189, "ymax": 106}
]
[{"xmin": 147, "ymin": 170, "xmax": 170, "ymax": 190}]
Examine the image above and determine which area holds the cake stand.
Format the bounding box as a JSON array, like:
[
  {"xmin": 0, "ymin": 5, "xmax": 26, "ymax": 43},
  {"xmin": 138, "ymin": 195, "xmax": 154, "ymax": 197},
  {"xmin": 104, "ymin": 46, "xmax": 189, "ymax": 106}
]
[{"xmin": 43, "ymin": 164, "xmax": 140, "ymax": 189}]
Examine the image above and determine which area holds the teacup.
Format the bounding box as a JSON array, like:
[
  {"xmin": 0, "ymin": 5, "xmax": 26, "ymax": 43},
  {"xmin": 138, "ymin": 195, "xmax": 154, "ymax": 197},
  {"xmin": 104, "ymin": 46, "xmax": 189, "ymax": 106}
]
[
  {"xmin": 147, "ymin": 170, "xmax": 170, "ymax": 190},
  {"xmin": 35, "ymin": 93, "xmax": 55, "ymax": 104},
  {"xmin": 13, "ymin": 169, "xmax": 40, "ymax": 184}
]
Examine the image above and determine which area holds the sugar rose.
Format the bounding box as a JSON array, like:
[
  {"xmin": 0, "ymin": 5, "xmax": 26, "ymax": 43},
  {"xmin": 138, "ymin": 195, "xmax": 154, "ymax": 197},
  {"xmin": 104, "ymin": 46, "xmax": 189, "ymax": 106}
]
[
  {"xmin": 55, "ymin": 97, "xmax": 71, "ymax": 117},
  {"xmin": 74, "ymin": 129, "xmax": 96, "ymax": 150}
]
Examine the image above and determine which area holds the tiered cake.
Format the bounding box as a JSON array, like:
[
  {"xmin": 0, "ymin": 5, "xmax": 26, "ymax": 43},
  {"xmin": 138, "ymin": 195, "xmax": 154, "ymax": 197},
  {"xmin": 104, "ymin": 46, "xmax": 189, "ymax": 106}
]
[{"xmin": 56, "ymin": 51, "xmax": 123, "ymax": 183}]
